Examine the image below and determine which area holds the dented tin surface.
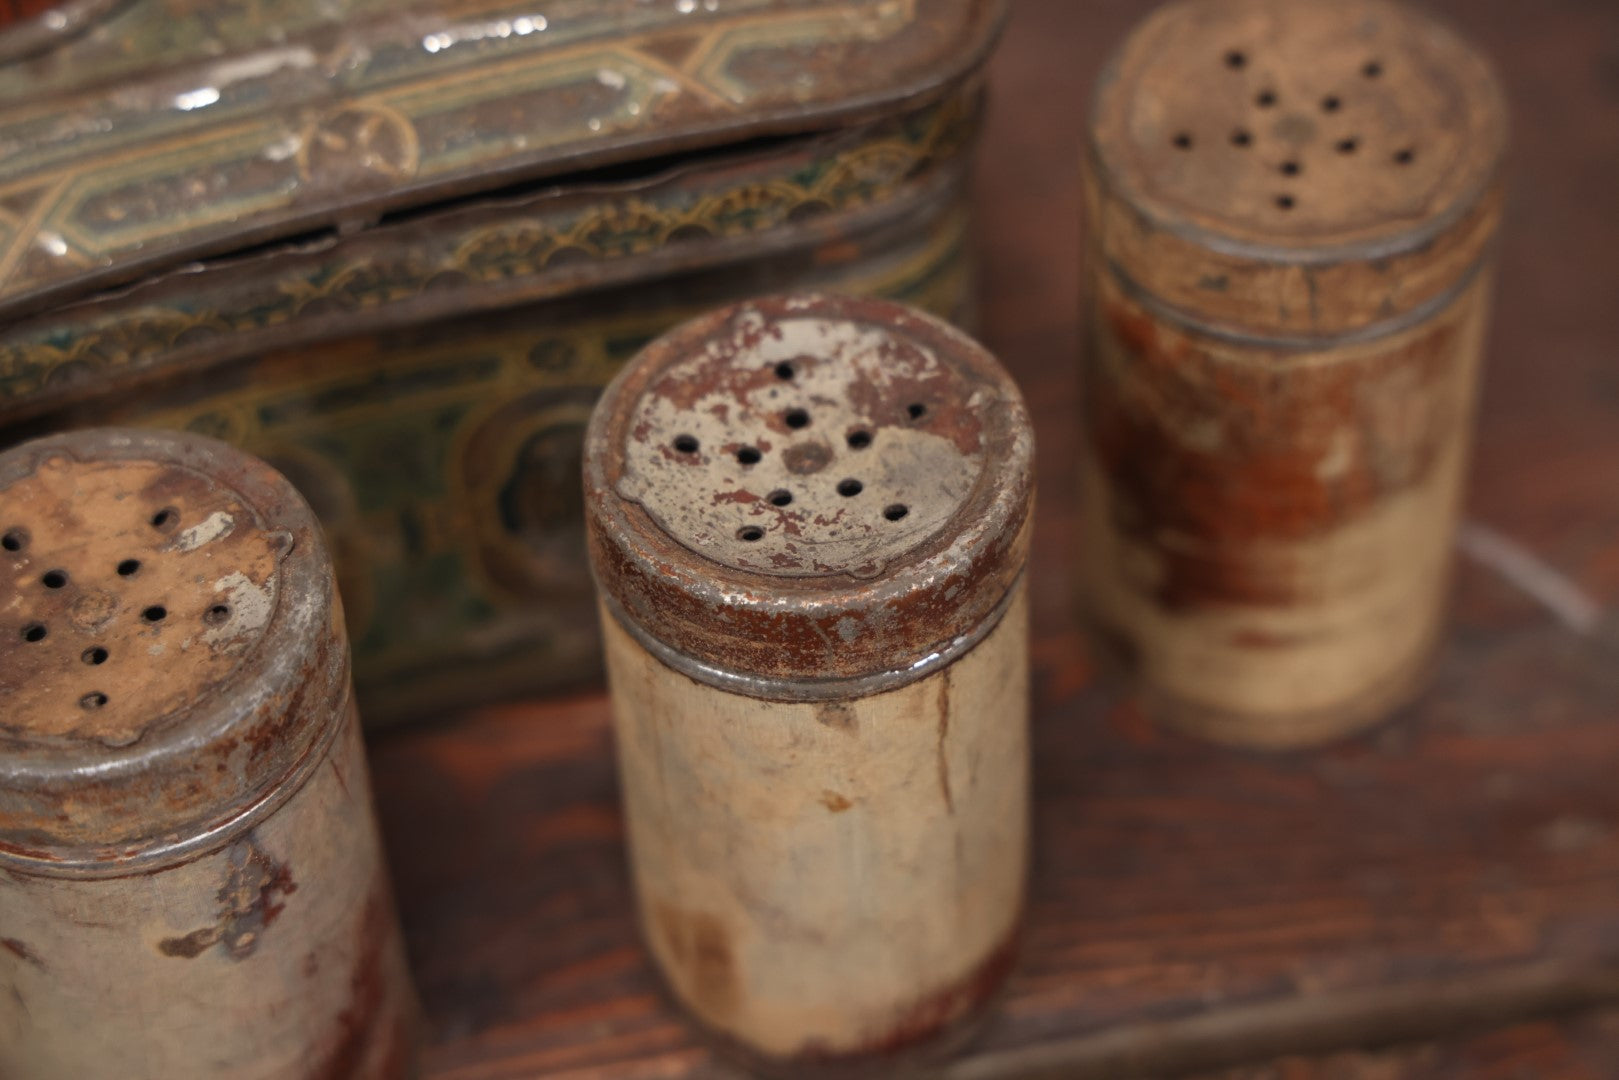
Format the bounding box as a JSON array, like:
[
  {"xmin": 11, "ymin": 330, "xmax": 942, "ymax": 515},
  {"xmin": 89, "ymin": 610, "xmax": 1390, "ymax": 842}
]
[
  {"xmin": 1081, "ymin": 0, "xmax": 1507, "ymax": 747},
  {"xmin": 0, "ymin": 1, "xmax": 1002, "ymax": 725},
  {"xmin": 587, "ymin": 294, "xmax": 1032, "ymax": 1070},
  {"xmin": 586, "ymin": 292, "xmax": 1033, "ymax": 693},
  {"xmin": 0, "ymin": 428, "xmax": 416, "ymax": 1078}
]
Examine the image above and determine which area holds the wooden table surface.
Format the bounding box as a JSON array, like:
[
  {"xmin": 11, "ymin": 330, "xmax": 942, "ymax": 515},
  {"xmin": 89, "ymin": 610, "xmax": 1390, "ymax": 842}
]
[{"xmin": 367, "ymin": 0, "xmax": 1619, "ymax": 1076}]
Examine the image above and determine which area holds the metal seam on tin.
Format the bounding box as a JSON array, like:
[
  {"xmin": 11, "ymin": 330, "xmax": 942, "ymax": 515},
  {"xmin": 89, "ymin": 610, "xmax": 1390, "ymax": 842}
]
[
  {"xmin": 1104, "ymin": 251, "xmax": 1490, "ymax": 351},
  {"xmin": 0, "ymin": 677, "xmax": 352, "ymax": 879},
  {"xmin": 1084, "ymin": 144, "xmax": 1503, "ymax": 269},
  {"xmin": 601, "ymin": 570, "xmax": 1024, "ymax": 703}
]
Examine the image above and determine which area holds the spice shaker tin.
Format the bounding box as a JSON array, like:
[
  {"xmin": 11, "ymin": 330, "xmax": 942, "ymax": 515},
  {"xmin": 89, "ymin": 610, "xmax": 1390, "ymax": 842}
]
[
  {"xmin": 0, "ymin": 428, "xmax": 417, "ymax": 1079},
  {"xmin": 1080, "ymin": 0, "xmax": 1508, "ymax": 748},
  {"xmin": 585, "ymin": 294, "xmax": 1034, "ymax": 1073}
]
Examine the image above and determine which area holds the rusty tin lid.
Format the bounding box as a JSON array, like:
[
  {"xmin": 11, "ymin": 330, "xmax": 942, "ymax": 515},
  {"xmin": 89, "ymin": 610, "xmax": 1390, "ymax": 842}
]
[
  {"xmin": 585, "ymin": 293, "xmax": 1033, "ymax": 698},
  {"xmin": 0, "ymin": 428, "xmax": 346, "ymax": 871},
  {"xmin": 0, "ymin": 0, "xmax": 1005, "ymax": 321},
  {"xmin": 1088, "ymin": 0, "xmax": 1508, "ymax": 341}
]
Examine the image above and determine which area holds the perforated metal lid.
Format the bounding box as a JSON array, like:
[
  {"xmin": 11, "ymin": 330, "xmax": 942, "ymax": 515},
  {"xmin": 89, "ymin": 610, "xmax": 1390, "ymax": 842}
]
[
  {"xmin": 1089, "ymin": 0, "xmax": 1507, "ymax": 337},
  {"xmin": 0, "ymin": 429, "xmax": 347, "ymax": 867},
  {"xmin": 585, "ymin": 294, "xmax": 1033, "ymax": 692}
]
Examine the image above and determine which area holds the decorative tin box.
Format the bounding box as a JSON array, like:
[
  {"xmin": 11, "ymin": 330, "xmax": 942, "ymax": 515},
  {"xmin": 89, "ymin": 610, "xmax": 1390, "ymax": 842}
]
[{"xmin": 0, "ymin": 0, "xmax": 1005, "ymax": 723}]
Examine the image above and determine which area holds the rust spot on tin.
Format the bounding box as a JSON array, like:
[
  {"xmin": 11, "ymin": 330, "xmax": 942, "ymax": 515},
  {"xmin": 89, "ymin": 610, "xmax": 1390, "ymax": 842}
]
[
  {"xmin": 1091, "ymin": 293, "xmax": 1462, "ymax": 611},
  {"xmin": 654, "ymin": 903, "xmax": 739, "ymax": 1017},
  {"xmin": 309, "ymin": 882, "xmax": 409, "ymax": 1080},
  {"xmin": 710, "ymin": 488, "xmax": 760, "ymax": 507},
  {"xmin": 158, "ymin": 837, "xmax": 296, "ymax": 961},
  {"xmin": 1, "ymin": 937, "xmax": 44, "ymax": 968},
  {"xmin": 815, "ymin": 702, "xmax": 857, "ymax": 733},
  {"xmin": 328, "ymin": 755, "xmax": 352, "ymax": 800},
  {"xmin": 797, "ymin": 928, "xmax": 1018, "ymax": 1063},
  {"xmin": 819, "ymin": 791, "xmax": 853, "ymax": 813}
]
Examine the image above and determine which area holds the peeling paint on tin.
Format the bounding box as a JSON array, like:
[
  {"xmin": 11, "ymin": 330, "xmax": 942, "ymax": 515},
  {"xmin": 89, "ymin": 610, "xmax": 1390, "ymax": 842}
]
[{"xmin": 174, "ymin": 510, "xmax": 236, "ymax": 552}]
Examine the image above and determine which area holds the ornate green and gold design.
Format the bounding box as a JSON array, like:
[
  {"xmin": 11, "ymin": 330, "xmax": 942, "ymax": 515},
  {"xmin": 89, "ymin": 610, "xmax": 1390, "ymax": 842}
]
[{"xmin": 0, "ymin": 90, "xmax": 977, "ymax": 413}]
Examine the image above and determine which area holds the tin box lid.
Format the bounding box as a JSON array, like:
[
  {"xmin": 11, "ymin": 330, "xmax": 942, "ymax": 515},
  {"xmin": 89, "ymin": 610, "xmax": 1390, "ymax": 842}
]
[
  {"xmin": 1088, "ymin": 0, "xmax": 1508, "ymax": 339},
  {"xmin": 584, "ymin": 293, "xmax": 1034, "ymax": 695},
  {"xmin": 0, "ymin": 0, "xmax": 1005, "ymax": 321},
  {"xmin": 0, "ymin": 428, "xmax": 346, "ymax": 870}
]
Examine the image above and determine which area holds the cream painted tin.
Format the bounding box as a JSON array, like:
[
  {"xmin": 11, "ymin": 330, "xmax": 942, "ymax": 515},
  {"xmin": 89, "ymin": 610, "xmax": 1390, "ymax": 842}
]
[{"xmin": 584, "ymin": 294, "xmax": 1035, "ymax": 1074}]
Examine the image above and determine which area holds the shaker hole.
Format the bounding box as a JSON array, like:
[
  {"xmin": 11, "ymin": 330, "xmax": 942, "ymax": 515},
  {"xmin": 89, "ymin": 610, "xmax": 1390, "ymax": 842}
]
[
  {"xmin": 1230, "ymin": 129, "xmax": 1252, "ymax": 148},
  {"xmin": 1337, "ymin": 137, "xmax": 1360, "ymax": 154},
  {"xmin": 906, "ymin": 403, "xmax": 927, "ymax": 421},
  {"xmin": 846, "ymin": 429, "xmax": 873, "ymax": 450},
  {"xmin": 1, "ymin": 528, "xmax": 25, "ymax": 552},
  {"xmin": 736, "ymin": 446, "xmax": 762, "ymax": 466},
  {"xmin": 117, "ymin": 559, "xmax": 141, "ymax": 577},
  {"xmin": 1393, "ymin": 147, "xmax": 1416, "ymax": 165},
  {"xmin": 1224, "ymin": 50, "xmax": 1246, "ymax": 69},
  {"xmin": 837, "ymin": 479, "xmax": 864, "ymax": 498},
  {"xmin": 1322, "ymin": 95, "xmax": 1342, "ymax": 113},
  {"xmin": 1172, "ymin": 132, "xmax": 1194, "ymax": 150},
  {"xmin": 768, "ymin": 490, "xmax": 793, "ymax": 508},
  {"xmin": 883, "ymin": 504, "xmax": 910, "ymax": 522},
  {"xmin": 737, "ymin": 526, "xmax": 765, "ymax": 543},
  {"xmin": 785, "ymin": 408, "xmax": 811, "ymax": 429},
  {"xmin": 142, "ymin": 605, "xmax": 167, "ymax": 623},
  {"xmin": 151, "ymin": 507, "xmax": 178, "ymax": 530},
  {"xmin": 82, "ymin": 646, "xmax": 108, "ymax": 666},
  {"xmin": 673, "ymin": 434, "xmax": 700, "ymax": 454},
  {"xmin": 41, "ymin": 569, "xmax": 68, "ymax": 589},
  {"xmin": 80, "ymin": 692, "xmax": 109, "ymax": 710},
  {"xmin": 22, "ymin": 623, "xmax": 47, "ymax": 643},
  {"xmin": 1255, "ymin": 90, "xmax": 1277, "ymax": 107},
  {"xmin": 1363, "ymin": 60, "xmax": 1383, "ymax": 78},
  {"xmin": 204, "ymin": 604, "xmax": 231, "ymax": 626},
  {"xmin": 1275, "ymin": 194, "xmax": 1296, "ymax": 210},
  {"xmin": 774, "ymin": 361, "xmax": 796, "ymax": 380},
  {"xmin": 1280, "ymin": 160, "xmax": 1302, "ymax": 176}
]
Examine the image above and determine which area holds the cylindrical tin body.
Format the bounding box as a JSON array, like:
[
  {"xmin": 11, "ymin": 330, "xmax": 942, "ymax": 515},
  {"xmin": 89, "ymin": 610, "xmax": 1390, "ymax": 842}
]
[
  {"xmin": 1080, "ymin": 0, "xmax": 1508, "ymax": 748},
  {"xmin": 0, "ymin": 429, "xmax": 417, "ymax": 1079},
  {"xmin": 585, "ymin": 294, "xmax": 1035, "ymax": 1073}
]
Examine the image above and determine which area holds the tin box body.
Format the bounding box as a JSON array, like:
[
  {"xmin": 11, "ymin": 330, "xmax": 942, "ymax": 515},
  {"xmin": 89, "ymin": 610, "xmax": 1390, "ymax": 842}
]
[{"xmin": 0, "ymin": 0, "xmax": 1004, "ymax": 724}]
